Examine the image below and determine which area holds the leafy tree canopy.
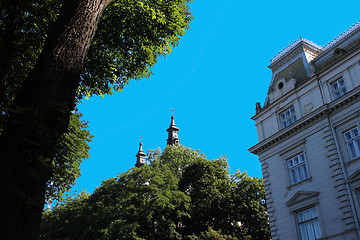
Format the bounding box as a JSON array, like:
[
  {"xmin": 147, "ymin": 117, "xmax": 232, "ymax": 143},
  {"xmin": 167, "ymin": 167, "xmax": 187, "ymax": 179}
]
[
  {"xmin": 40, "ymin": 145, "xmax": 270, "ymax": 240},
  {"xmin": 0, "ymin": 0, "xmax": 193, "ymax": 118},
  {"xmin": 0, "ymin": 1, "xmax": 193, "ymax": 238},
  {"xmin": 45, "ymin": 112, "xmax": 93, "ymax": 203},
  {"xmin": 0, "ymin": 0, "xmax": 191, "ymax": 206}
]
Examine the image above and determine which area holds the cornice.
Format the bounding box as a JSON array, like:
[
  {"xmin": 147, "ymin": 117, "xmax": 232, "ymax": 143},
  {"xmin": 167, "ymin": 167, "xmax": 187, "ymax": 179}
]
[{"xmin": 248, "ymin": 88, "xmax": 360, "ymax": 156}]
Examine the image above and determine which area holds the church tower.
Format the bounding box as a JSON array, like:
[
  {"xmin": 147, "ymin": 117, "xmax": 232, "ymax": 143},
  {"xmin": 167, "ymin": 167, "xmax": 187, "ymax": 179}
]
[
  {"xmin": 135, "ymin": 140, "xmax": 146, "ymax": 168},
  {"xmin": 167, "ymin": 111, "xmax": 180, "ymax": 146}
]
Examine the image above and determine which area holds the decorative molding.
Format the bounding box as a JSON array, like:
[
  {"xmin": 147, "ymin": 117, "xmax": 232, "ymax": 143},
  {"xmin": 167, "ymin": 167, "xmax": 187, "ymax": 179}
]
[
  {"xmin": 270, "ymin": 46, "xmax": 304, "ymax": 72},
  {"xmin": 346, "ymin": 169, "xmax": 360, "ymax": 183},
  {"xmin": 278, "ymin": 139, "xmax": 306, "ymax": 156},
  {"xmin": 249, "ymin": 88, "xmax": 360, "ymax": 155},
  {"xmin": 269, "ymin": 21, "xmax": 360, "ymax": 71},
  {"xmin": 285, "ymin": 191, "xmax": 319, "ymax": 207},
  {"xmin": 270, "ymin": 38, "xmax": 322, "ymax": 66}
]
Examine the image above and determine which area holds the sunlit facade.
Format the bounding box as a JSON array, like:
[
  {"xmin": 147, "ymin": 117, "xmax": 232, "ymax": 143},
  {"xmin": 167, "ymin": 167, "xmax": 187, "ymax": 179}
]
[{"xmin": 249, "ymin": 22, "xmax": 360, "ymax": 239}]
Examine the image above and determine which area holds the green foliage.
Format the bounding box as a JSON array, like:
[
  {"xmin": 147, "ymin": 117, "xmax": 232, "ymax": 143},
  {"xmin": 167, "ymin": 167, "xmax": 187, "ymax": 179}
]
[
  {"xmin": 0, "ymin": 0, "xmax": 193, "ymax": 109},
  {"xmin": 230, "ymin": 171, "xmax": 271, "ymax": 239},
  {"xmin": 1, "ymin": 0, "xmax": 191, "ymax": 205},
  {"xmin": 81, "ymin": 0, "xmax": 194, "ymax": 98},
  {"xmin": 0, "ymin": 0, "xmax": 62, "ymax": 128},
  {"xmin": 40, "ymin": 145, "xmax": 270, "ymax": 240},
  {"xmin": 41, "ymin": 163, "xmax": 191, "ymax": 239},
  {"xmin": 0, "ymin": 1, "xmax": 93, "ymax": 203},
  {"xmin": 149, "ymin": 144, "xmax": 206, "ymax": 178},
  {"xmin": 45, "ymin": 112, "xmax": 93, "ymax": 202},
  {"xmin": 178, "ymin": 155, "xmax": 231, "ymax": 236},
  {"xmin": 0, "ymin": 1, "xmax": 193, "ymax": 237},
  {"xmin": 197, "ymin": 227, "xmax": 240, "ymax": 240},
  {"xmin": 40, "ymin": 191, "xmax": 90, "ymax": 240}
]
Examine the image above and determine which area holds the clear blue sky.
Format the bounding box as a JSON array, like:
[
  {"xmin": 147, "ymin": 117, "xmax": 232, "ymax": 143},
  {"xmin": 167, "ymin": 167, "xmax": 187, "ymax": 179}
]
[{"xmin": 73, "ymin": 0, "xmax": 360, "ymax": 195}]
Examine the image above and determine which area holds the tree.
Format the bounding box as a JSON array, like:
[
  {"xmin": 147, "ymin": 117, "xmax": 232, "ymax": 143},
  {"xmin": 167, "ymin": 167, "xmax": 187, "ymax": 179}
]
[
  {"xmin": 0, "ymin": 0, "xmax": 193, "ymax": 239},
  {"xmin": 229, "ymin": 171, "xmax": 270, "ymax": 239},
  {"xmin": 178, "ymin": 156, "xmax": 231, "ymax": 236},
  {"xmin": 41, "ymin": 165, "xmax": 191, "ymax": 239},
  {"xmin": 45, "ymin": 112, "xmax": 93, "ymax": 203},
  {"xmin": 40, "ymin": 145, "xmax": 270, "ymax": 240}
]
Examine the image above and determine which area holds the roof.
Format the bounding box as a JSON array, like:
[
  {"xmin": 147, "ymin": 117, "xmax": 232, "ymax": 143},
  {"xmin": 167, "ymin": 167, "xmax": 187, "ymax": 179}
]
[
  {"xmin": 322, "ymin": 21, "xmax": 360, "ymax": 52},
  {"xmin": 270, "ymin": 20, "xmax": 360, "ymax": 66},
  {"xmin": 270, "ymin": 38, "xmax": 322, "ymax": 65}
]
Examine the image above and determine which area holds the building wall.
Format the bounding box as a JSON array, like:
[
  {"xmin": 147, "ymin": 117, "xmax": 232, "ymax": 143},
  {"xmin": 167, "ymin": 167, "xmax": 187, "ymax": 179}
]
[{"xmin": 250, "ymin": 24, "xmax": 360, "ymax": 240}]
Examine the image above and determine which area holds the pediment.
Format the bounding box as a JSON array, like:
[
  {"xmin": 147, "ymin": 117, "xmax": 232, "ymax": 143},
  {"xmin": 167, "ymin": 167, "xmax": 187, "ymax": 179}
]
[
  {"xmin": 347, "ymin": 169, "xmax": 360, "ymax": 183},
  {"xmin": 285, "ymin": 191, "xmax": 319, "ymax": 206}
]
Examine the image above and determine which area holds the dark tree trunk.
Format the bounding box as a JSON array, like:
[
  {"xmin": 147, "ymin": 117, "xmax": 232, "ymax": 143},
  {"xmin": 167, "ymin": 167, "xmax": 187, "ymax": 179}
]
[
  {"xmin": 0, "ymin": 0, "xmax": 111, "ymax": 239},
  {"xmin": 0, "ymin": 0, "xmax": 19, "ymax": 109}
]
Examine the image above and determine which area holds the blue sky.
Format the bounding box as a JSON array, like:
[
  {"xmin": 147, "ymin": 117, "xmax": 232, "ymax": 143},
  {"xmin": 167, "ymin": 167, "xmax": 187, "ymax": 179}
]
[{"xmin": 73, "ymin": 0, "xmax": 360, "ymax": 194}]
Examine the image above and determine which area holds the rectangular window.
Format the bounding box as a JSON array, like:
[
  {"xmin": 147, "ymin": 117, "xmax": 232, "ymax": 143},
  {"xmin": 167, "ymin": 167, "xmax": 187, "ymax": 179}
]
[
  {"xmin": 344, "ymin": 127, "xmax": 360, "ymax": 160},
  {"xmin": 297, "ymin": 207, "xmax": 321, "ymax": 240},
  {"xmin": 280, "ymin": 106, "xmax": 297, "ymax": 129},
  {"xmin": 287, "ymin": 153, "xmax": 309, "ymax": 185},
  {"xmin": 331, "ymin": 78, "xmax": 347, "ymax": 99}
]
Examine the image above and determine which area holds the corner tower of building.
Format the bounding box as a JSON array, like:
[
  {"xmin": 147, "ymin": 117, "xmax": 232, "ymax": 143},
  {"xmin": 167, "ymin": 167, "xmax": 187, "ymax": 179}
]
[
  {"xmin": 265, "ymin": 38, "xmax": 323, "ymax": 106},
  {"xmin": 167, "ymin": 115, "xmax": 180, "ymax": 146}
]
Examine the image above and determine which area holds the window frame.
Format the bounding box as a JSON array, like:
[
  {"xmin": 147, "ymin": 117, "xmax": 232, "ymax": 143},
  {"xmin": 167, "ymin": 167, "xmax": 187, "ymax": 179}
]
[
  {"xmin": 331, "ymin": 77, "xmax": 347, "ymax": 99},
  {"xmin": 278, "ymin": 139, "xmax": 311, "ymax": 189},
  {"xmin": 279, "ymin": 106, "xmax": 297, "ymax": 129},
  {"xmin": 295, "ymin": 206, "xmax": 322, "ymax": 240},
  {"xmin": 344, "ymin": 127, "xmax": 360, "ymax": 160},
  {"xmin": 287, "ymin": 152, "xmax": 310, "ymax": 186},
  {"xmin": 345, "ymin": 169, "xmax": 360, "ymax": 233}
]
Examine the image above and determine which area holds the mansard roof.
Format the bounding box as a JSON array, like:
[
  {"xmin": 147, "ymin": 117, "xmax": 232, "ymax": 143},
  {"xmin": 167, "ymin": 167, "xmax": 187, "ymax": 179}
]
[
  {"xmin": 258, "ymin": 20, "xmax": 360, "ymax": 111},
  {"xmin": 321, "ymin": 21, "xmax": 360, "ymax": 55},
  {"xmin": 269, "ymin": 38, "xmax": 322, "ymax": 70},
  {"xmin": 269, "ymin": 21, "xmax": 360, "ymax": 72}
]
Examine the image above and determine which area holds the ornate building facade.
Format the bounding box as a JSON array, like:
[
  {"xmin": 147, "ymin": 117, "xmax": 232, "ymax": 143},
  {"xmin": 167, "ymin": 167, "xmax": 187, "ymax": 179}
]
[{"xmin": 249, "ymin": 22, "xmax": 360, "ymax": 239}]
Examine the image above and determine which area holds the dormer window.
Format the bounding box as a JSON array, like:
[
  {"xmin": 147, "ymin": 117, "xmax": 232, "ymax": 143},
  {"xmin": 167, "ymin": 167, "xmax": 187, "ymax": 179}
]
[
  {"xmin": 331, "ymin": 78, "xmax": 347, "ymax": 99},
  {"xmin": 280, "ymin": 106, "xmax": 297, "ymax": 129}
]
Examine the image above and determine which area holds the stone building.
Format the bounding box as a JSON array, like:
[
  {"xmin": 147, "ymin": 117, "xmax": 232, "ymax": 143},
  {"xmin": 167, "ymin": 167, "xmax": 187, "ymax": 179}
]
[{"xmin": 249, "ymin": 22, "xmax": 360, "ymax": 239}]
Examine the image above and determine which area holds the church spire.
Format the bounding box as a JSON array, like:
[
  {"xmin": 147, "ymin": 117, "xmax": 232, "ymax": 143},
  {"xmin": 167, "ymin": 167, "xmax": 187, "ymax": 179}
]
[
  {"xmin": 135, "ymin": 137, "xmax": 146, "ymax": 167},
  {"xmin": 167, "ymin": 109, "xmax": 180, "ymax": 146}
]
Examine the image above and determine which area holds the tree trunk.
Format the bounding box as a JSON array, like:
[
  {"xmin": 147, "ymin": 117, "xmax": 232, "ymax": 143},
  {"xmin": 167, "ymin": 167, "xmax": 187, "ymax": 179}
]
[
  {"xmin": 0, "ymin": 0, "xmax": 19, "ymax": 111},
  {"xmin": 0, "ymin": 0, "xmax": 111, "ymax": 239}
]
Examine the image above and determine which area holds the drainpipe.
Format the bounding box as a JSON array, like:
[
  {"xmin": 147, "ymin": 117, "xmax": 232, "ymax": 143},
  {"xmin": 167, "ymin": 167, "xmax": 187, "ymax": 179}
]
[
  {"xmin": 317, "ymin": 76, "xmax": 360, "ymax": 238},
  {"xmin": 327, "ymin": 117, "xmax": 360, "ymax": 239}
]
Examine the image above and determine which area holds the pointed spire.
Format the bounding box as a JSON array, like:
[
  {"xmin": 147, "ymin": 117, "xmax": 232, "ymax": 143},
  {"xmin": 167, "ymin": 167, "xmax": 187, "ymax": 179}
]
[
  {"xmin": 167, "ymin": 110, "xmax": 180, "ymax": 146},
  {"xmin": 135, "ymin": 137, "xmax": 146, "ymax": 168}
]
